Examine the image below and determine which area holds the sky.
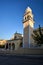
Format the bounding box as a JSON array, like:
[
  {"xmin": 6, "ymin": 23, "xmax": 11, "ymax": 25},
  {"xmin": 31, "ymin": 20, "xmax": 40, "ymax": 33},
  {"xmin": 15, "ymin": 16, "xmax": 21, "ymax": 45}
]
[{"xmin": 0, "ymin": 0, "xmax": 43, "ymax": 39}]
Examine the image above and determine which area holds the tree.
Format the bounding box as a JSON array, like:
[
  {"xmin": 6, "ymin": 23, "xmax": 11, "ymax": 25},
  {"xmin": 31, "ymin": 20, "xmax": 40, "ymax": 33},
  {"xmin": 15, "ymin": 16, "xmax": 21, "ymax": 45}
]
[
  {"xmin": 32, "ymin": 25, "xmax": 43, "ymax": 46},
  {"xmin": 0, "ymin": 45, "xmax": 5, "ymax": 48}
]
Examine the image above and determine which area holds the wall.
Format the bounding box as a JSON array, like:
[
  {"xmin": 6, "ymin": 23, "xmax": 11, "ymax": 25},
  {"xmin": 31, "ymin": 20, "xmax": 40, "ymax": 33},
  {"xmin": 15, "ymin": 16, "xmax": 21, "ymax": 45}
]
[
  {"xmin": 14, "ymin": 48, "xmax": 43, "ymax": 55},
  {"xmin": 0, "ymin": 48, "xmax": 43, "ymax": 55}
]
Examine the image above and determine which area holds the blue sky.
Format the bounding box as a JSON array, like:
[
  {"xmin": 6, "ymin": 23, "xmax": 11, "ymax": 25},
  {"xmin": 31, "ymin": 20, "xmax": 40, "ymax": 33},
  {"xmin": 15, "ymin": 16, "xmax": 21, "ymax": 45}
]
[{"xmin": 0, "ymin": 0, "xmax": 43, "ymax": 39}]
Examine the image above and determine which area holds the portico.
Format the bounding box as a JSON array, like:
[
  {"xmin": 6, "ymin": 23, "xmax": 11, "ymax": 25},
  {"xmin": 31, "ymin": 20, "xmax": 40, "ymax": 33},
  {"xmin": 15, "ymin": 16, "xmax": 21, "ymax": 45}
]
[{"xmin": 5, "ymin": 42, "xmax": 15, "ymax": 50}]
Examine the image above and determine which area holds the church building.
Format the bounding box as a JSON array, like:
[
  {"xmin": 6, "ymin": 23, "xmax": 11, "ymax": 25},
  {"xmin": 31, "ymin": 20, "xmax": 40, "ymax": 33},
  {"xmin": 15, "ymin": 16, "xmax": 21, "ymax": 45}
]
[{"xmin": 0, "ymin": 7, "xmax": 43, "ymax": 50}]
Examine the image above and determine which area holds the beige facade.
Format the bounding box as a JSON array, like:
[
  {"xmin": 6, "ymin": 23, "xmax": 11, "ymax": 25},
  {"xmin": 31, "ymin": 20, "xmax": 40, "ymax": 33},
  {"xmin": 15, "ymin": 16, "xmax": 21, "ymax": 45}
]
[
  {"xmin": 0, "ymin": 40, "xmax": 7, "ymax": 45},
  {"xmin": 23, "ymin": 7, "xmax": 34, "ymax": 48},
  {"xmin": 0, "ymin": 32, "xmax": 23, "ymax": 50}
]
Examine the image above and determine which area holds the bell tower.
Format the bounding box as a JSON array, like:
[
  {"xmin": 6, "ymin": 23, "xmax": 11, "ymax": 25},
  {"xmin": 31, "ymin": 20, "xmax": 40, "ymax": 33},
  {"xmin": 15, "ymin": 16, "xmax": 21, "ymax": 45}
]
[{"xmin": 23, "ymin": 7, "xmax": 34, "ymax": 48}]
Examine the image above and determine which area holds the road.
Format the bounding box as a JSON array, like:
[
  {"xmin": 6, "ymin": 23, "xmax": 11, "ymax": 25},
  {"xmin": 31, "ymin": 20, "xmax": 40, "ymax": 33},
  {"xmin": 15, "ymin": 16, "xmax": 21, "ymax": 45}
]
[{"xmin": 0, "ymin": 55, "xmax": 43, "ymax": 65}]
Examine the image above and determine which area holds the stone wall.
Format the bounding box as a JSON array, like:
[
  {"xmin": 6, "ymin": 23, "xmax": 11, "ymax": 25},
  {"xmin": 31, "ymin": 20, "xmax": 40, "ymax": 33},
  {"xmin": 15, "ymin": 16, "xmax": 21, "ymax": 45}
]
[
  {"xmin": 0, "ymin": 48, "xmax": 43, "ymax": 55},
  {"xmin": 14, "ymin": 48, "xmax": 43, "ymax": 55}
]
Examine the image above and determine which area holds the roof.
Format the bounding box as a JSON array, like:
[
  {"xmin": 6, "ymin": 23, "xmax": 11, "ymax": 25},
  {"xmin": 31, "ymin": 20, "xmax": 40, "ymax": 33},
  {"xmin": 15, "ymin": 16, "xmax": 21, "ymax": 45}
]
[
  {"xmin": 10, "ymin": 32, "xmax": 23, "ymax": 40},
  {"xmin": 25, "ymin": 7, "xmax": 32, "ymax": 13}
]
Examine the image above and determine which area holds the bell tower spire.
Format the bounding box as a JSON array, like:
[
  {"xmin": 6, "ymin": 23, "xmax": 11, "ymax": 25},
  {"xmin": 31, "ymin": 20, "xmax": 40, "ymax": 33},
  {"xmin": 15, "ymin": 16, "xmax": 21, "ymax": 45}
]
[{"xmin": 23, "ymin": 7, "xmax": 34, "ymax": 48}]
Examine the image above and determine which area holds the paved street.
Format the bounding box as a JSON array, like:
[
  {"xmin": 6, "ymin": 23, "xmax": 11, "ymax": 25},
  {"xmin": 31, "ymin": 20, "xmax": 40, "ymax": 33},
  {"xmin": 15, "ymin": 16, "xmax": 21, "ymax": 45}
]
[{"xmin": 0, "ymin": 55, "xmax": 43, "ymax": 65}]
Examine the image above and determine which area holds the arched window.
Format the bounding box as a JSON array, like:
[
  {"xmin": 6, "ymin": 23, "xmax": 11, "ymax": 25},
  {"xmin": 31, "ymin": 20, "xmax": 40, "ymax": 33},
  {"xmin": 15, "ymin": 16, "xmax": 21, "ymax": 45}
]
[
  {"xmin": 27, "ymin": 15, "xmax": 32, "ymax": 20},
  {"xmin": 27, "ymin": 16, "xmax": 30, "ymax": 20},
  {"xmin": 24, "ymin": 17, "xmax": 26, "ymax": 21},
  {"xmin": 14, "ymin": 36, "xmax": 17, "ymax": 39}
]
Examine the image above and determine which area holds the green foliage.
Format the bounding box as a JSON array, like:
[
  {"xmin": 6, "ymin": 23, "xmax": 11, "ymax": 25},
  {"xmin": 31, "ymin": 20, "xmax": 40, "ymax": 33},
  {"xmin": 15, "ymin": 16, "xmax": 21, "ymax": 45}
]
[
  {"xmin": 32, "ymin": 25, "xmax": 43, "ymax": 46},
  {"xmin": 0, "ymin": 45, "xmax": 5, "ymax": 48}
]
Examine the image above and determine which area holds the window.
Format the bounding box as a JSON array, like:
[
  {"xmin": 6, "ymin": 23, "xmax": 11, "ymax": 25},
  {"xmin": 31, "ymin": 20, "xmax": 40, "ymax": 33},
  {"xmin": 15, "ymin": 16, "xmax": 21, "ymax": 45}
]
[
  {"xmin": 27, "ymin": 16, "xmax": 30, "ymax": 20},
  {"xmin": 24, "ymin": 17, "xmax": 26, "ymax": 20},
  {"xmin": 27, "ymin": 16, "xmax": 32, "ymax": 20},
  {"xmin": 14, "ymin": 36, "xmax": 17, "ymax": 39}
]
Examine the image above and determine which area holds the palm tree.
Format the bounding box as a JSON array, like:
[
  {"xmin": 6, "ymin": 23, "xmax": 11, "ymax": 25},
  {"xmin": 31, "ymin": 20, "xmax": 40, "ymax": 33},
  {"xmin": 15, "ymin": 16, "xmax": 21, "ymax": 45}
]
[{"xmin": 32, "ymin": 25, "xmax": 43, "ymax": 46}]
